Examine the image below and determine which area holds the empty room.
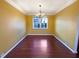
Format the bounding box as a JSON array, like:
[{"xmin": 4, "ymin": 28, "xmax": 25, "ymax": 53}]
[{"xmin": 0, "ymin": 0, "xmax": 79, "ymax": 58}]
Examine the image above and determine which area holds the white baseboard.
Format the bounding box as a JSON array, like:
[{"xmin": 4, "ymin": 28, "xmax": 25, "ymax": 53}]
[
  {"xmin": 1, "ymin": 34, "xmax": 27, "ymax": 58},
  {"xmin": 27, "ymin": 34, "xmax": 53, "ymax": 35},
  {"xmin": 28, "ymin": 34, "xmax": 77, "ymax": 53},
  {"xmin": 1, "ymin": 34, "xmax": 77, "ymax": 58},
  {"xmin": 53, "ymin": 34, "xmax": 77, "ymax": 54}
]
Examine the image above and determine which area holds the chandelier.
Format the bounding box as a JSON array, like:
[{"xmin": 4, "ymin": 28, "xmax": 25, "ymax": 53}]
[{"xmin": 36, "ymin": 4, "xmax": 46, "ymax": 18}]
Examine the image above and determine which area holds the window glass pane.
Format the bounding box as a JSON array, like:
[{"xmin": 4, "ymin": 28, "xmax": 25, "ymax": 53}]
[
  {"xmin": 34, "ymin": 23, "xmax": 40, "ymax": 28},
  {"xmin": 34, "ymin": 18, "xmax": 40, "ymax": 28},
  {"xmin": 33, "ymin": 16, "xmax": 48, "ymax": 29},
  {"xmin": 41, "ymin": 17, "xmax": 48, "ymax": 28}
]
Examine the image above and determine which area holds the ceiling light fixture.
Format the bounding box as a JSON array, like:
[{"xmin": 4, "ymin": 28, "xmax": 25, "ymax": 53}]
[{"xmin": 36, "ymin": 4, "xmax": 46, "ymax": 19}]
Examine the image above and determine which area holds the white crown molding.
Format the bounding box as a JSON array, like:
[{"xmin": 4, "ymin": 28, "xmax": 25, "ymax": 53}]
[
  {"xmin": 5, "ymin": 0, "xmax": 26, "ymax": 15},
  {"xmin": 5, "ymin": 0, "xmax": 77, "ymax": 15},
  {"xmin": 55, "ymin": 0, "xmax": 77, "ymax": 14}
]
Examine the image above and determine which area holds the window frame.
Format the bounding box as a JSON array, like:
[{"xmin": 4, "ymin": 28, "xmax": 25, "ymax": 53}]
[{"xmin": 33, "ymin": 16, "xmax": 48, "ymax": 29}]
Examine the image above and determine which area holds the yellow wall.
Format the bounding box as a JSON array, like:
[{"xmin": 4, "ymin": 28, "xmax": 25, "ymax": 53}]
[
  {"xmin": 55, "ymin": 0, "xmax": 79, "ymax": 50},
  {"xmin": 0, "ymin": 0, "xmax": 27, "ymax": 54},
  {"xmin": 0, "ymin": 0, "xmax": 79, "ymax": 55},
  {"xmin": 26, "ymin": 15, "xmax": 55, "ymax": 34}
]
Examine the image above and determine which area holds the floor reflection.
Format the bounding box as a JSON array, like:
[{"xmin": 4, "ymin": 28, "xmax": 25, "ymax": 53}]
[
  {"xmin": 40, "ymin": 39, "xmax": 48, "ymax": 52},
  {"xmin": 5, "ymin": 35, "xmax": 76, "ymax": 58},
  {"xmin": 32, "ymin": 39, "xmax": 49, "ymax": 57}
]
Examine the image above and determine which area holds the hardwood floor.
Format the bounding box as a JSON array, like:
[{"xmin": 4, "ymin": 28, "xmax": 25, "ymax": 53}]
[{"xmin": 5, "ymin": 35, "xmax": 77, "ymax": 58}]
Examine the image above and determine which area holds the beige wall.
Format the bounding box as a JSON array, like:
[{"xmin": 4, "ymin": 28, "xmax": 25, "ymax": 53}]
[
  {"xmin": 0, "ymin": 0, "xmax": 27, "ymax": 54},
  {"xmin": 26, "ymin": 15, "xmax": 55, "ymax": 34},
  {"xmin": 55, "ymin": 0, "xmax": 79, "ymax": 50}
]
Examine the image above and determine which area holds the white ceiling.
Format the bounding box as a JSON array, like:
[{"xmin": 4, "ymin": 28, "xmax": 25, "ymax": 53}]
[{"xmin": 5, "ymin": 0, "xmax": 76, "ymax": 15}]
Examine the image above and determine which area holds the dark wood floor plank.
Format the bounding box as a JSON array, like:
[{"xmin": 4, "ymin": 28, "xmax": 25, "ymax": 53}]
[{"xmin": 5, "ymin": 35, "xmax": 77, "ymax": 58}]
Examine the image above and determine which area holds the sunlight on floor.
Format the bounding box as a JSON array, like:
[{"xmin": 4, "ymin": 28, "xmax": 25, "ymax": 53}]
[
  {"xmin": 40, "ymin": 39, "xmax": 48, "ymax": 48},
  {"xmin": 40, "ymin": 39, "xmax": 48, "ymax": 52}
]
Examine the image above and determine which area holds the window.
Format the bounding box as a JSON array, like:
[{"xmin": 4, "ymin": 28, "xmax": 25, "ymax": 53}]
[{"xmin": 33, "ymin": 16, "xmax": 48, "ymax": 29}]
